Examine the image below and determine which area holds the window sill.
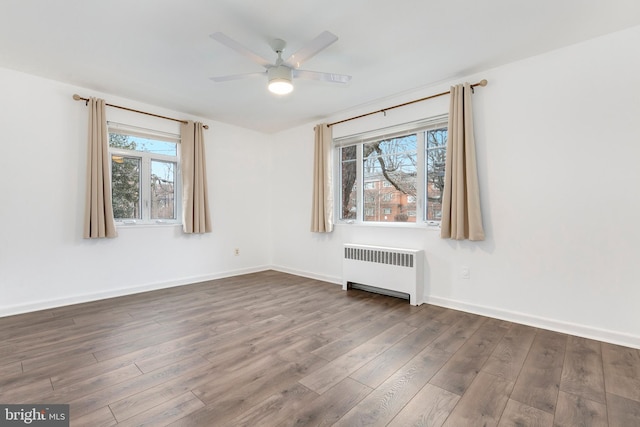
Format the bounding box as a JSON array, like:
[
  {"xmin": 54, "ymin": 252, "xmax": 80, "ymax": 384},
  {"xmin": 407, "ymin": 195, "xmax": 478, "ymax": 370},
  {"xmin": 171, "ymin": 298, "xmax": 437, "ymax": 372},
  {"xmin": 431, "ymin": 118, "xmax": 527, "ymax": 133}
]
[{"xmin": 115, "ymin": 222, "xmax": 182, "ymax": 229}]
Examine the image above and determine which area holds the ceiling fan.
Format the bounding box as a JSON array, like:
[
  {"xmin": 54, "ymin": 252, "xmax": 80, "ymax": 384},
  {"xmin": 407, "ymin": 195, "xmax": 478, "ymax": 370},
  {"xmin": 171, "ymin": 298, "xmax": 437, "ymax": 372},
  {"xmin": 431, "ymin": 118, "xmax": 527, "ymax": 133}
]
[{"xmin": 209, "ymin": 31, "xmax": 352, "ymax": 95}]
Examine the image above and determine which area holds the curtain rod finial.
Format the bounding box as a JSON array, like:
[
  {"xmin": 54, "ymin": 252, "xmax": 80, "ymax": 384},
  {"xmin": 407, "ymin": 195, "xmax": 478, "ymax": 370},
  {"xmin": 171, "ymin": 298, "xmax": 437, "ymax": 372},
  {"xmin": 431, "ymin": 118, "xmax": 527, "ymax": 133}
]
[
  {"xmin": 72, "ymin": 94, "xmax": 82, "ymax": 101},
  {"xmin": 479, "ymin": 79, "xmax": 488, "ymax": 87}
]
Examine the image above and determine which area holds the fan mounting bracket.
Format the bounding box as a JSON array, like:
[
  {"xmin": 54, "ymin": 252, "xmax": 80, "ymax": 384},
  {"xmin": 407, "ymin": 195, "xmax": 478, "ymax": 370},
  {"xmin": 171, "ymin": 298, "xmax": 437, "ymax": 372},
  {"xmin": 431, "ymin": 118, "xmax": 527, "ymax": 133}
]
[{"xmin": 270, "ymin": 38, "xmax": 287, "ymax": 54}]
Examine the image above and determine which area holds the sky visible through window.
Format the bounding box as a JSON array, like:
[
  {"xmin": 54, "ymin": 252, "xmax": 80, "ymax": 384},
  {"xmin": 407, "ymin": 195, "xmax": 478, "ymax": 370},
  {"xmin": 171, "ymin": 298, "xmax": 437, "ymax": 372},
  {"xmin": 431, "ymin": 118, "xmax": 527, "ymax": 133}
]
[{"xmin": 124, "ymin": 136, "xmax": 177, "ymax": 178}]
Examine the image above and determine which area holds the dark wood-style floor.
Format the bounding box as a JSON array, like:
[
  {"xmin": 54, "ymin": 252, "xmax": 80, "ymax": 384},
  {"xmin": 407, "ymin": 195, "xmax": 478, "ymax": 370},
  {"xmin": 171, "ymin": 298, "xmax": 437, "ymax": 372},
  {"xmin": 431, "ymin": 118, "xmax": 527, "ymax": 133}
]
[{"xmin": 1, "ymin": 271, "xmax": 639, "ymax": 426}]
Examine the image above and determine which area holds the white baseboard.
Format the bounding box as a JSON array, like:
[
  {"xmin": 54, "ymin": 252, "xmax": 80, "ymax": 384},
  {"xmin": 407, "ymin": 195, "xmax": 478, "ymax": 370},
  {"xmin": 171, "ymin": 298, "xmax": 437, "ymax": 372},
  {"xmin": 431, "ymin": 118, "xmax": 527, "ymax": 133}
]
[
  {"xmin": 0, "ymin": 265, "xmax": 271, "ymax": 318},
  {"xmin": 424, "ymin": 295, "xmax": 640, "ymax": 350},
  {"xmin": 269, "ymin": 265, "xmax": 342, "ymax": 286}
]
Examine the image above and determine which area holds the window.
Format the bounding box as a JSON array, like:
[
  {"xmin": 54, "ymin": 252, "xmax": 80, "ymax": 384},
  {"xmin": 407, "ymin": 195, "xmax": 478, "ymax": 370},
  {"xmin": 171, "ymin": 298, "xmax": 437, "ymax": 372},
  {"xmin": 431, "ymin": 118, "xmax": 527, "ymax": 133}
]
[
  {"xmin": 335, "ymin": 115, "xmax": 447, "ymax": 225},
  {"xmin": 108, "ymin": 123, "xmax": 181, "ymax": 225}
]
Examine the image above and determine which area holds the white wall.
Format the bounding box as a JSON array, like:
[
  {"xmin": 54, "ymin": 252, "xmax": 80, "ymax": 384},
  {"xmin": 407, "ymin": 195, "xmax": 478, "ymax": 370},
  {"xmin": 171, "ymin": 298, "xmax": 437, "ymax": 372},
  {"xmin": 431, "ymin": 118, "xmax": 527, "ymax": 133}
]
[
  {"xmin": 0, "ymin": 68, "xmax": 272, "ymax": 315},
  {"xmin": 270, "ymin": 25, "xmax": 640, "ymax": 348}
]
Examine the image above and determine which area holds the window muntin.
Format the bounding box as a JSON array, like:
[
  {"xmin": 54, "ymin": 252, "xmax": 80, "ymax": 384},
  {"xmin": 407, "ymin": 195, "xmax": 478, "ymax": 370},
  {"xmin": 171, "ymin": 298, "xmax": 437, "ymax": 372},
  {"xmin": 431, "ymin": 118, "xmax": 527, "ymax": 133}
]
[
  {"xmin": 335, "ymin": 116, "xmax": 447, "ymax": 226},
  {"xmin": 108, "ymin": 127, "xmax": 180, "ymax": 224}
]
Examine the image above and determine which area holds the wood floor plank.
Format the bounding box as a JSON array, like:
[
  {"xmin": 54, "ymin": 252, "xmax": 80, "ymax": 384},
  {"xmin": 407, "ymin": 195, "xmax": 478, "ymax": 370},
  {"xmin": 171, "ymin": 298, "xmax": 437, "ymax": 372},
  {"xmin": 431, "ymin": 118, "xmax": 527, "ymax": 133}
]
[
  {"xmin": 0, "ymin": 377, "xmax": 53, "ymax": 403},
  {"xmin": 116, "ymin": 391, "xmax": 205, "ymax": 427},
  {"xmin": 46, "ymin": 364, "xmax": 143, "ymax": 404},
  {"xmin": 430, "ymin": 318, "xmax": 510, "ymax": 395},
  {"xmin": 403, "ymin": 304, "xmax": 454, "ymax": 328},
  {"xmin": 69, "ymin": 406, "xmax": 117, "ymax": 427},
  {"xmin": 68, "ymin": 355, "xmax": 211, "ymax": 419},
  {"xmin": 310, "ymin": 310, "xmax": 415, "ymax": 361},
  {"xmin": 442, "ymin": 372, "xmax": 514, "ymax": 427},
  {"xmin": 279, "ymin": 378, "xmax": 372, "ymax": 427},
  {"xmin": 21, "ymin": 352, "xmax": 98, "ymax": 375},
  {"xmin": 300, "ymin": 322, "xmax": 416, "ymax": 394},
  {"xmin": 553, "ymin": 390, "xmax": 607, "ymax": 427},
  {"xmin": 602, "ymin": 342, "xmax": 640, "ymax": 402},
  {"xmin": 386, "ymin": 383, "xmax": 460, "ymax": 427},
  {"xmin": 349, "ymin": 319, "xmax": 450, "ymax": 388},
  {"xmin": 188, "ymin": 353, "xmax": 284, "ymax": 405},
  {"xmin": 497, "ymin": 399, "xmax": 553, "ymax": 427},
  {"xmin": 0, "ymin": 361, "xmax": 22, "ymax": 377},
  {"xmin": 482, "ymin": 322, "xmax": 536, "ymax": 381},
  {"xmin": 607, "ymin": 392, "xmax": 640, "ymax": 427},
  {"xmin": 6, "ymin": 320, "xmax": 165, "ymax": 370},
  {"xmin": 184, "ymin": 361, "xmax": 315, "ymax": 426},
  {"xmin": 50, "ymin": 331, "xmax": 216, "ymax": 390},
  {"xmin": 427, "ymin": 312, "xmax": 487, "ymax": 354},
  {"xmin": 510, "ymin": 329, "xmax": 567, "ymax": 414},
  {"xmin": 109, "ymin": 354, "xmax": 277, "ymax": 423},
  {"xmin": 0, "ymin": 310, "xmax": 55, "ymax": 332},
  {"xmin": 333, "ymin": 345, "xmax": 452, "ymax": 426},
  {"xmin": 2, "ymin": 317, "xmax": 161, "ymax": 361},
  {"xmin": 560, "ymin": 335, "xmax": 606, "ymax": 403},
  {"xmin": 227, "ymin": 383, "xmax": 318, "ymax": 426},
  {"xmin": 0, "ymin": 317, "xmax": 76, "ymax": 341},
  {"xmin": 72, "ymin": 309, "xmax": 134, "ymax": 326}
]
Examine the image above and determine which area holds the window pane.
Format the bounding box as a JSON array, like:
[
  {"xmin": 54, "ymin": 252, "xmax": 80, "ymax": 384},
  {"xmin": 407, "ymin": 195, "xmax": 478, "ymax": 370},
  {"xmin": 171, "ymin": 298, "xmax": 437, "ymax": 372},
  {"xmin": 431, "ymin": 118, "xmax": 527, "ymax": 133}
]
[
  {"xmin": 426, "ymin": 128, "xmax": 447, "ymax": 221},
  {"xmin": 109, "ymin": 133, "xmax": 177, "ymax": 156},
  {"xmin": 111, "ymin": 156, "xmax": 140, "ymax": 219},
  {"xmin": 151, "ymin": 160, "xmax": 176, "ymax": 219},
  {"xmin": 340, "ymin": 145, "xmax": 357, "ymax": 220},
  {"xmin": 363, "ymin": 135, "xmax": 417, "ymax": 222}
]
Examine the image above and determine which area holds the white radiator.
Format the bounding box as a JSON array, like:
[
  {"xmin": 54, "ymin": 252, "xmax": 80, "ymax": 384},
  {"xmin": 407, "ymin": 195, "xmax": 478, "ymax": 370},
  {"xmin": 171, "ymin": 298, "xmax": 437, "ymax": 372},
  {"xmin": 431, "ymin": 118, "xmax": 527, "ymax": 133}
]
[{"xmin": 342, "ymin": 244, "xmax": 424, "ymax": 306}]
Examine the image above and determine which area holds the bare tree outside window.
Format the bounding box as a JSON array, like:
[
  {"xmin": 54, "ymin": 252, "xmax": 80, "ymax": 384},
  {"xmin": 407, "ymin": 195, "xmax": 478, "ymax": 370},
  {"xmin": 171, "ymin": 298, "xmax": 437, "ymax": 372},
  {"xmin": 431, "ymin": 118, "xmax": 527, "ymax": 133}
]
[{"xmin": 363, "ymin": 135, "xmax": 417, "ymax": 222}]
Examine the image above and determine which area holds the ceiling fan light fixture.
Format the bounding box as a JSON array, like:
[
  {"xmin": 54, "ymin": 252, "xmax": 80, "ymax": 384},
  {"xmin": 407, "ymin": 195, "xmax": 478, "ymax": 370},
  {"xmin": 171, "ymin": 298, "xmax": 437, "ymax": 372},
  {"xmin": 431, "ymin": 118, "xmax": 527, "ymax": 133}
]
[{"xmin": 267, "ymin": 66, "xmax": 294, "ymax": 95}]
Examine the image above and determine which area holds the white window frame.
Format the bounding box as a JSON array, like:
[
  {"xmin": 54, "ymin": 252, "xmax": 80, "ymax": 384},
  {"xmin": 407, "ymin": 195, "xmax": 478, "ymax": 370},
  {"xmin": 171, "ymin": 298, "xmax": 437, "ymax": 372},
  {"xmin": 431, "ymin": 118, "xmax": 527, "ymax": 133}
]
[
  {"xmin": 108, "ymin": 122, "xmax": 182, "ymax": 226},
  {"xmin": 333, "ymin": 115, "xmax": 447, "ymax": 227}
]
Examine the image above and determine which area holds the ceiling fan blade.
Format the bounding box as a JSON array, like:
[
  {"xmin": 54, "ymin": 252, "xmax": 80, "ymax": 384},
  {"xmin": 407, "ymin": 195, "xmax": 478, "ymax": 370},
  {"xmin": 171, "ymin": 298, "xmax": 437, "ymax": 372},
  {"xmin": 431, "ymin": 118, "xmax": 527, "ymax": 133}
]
[
  {"xmin": 210, "ymin": 71, "xmax": 266, "ymax": 82},
  {"xmin": 284, "ymin": 31, "xmax": 338, "ymax": 69},
  {"xmin": 293, "ymin": 69, "xmax": 352, "ymax": 83},
  {"xmin": 210, "ymin": 32, "xmax": 272, "ymax": 68}
]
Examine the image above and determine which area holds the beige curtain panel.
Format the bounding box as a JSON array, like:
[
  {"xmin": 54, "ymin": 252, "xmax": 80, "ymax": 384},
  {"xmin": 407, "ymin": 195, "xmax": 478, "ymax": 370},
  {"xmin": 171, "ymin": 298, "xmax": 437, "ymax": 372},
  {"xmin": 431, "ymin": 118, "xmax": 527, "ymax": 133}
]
[
  {"xmin": 441, "ymin": 83, "xmax": 485, "ymax": 241},
  {"xmin": 181, "ymin": 121, "xmax": 212, "ymax": 234},
  {"xmin": 311, "ymin": 123, "xmax": 334, "ymax": 232},
  {"xmin": 83, "ymin": 97, "xmax": 117, "ymax": 239}
]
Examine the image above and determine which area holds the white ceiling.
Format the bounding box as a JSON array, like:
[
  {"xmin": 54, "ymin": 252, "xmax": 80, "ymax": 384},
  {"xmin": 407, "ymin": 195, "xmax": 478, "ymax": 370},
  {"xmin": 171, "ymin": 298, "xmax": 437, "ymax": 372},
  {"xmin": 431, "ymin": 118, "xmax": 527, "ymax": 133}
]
[{"xmin": 1, "ymin": 0, "xmax": 639, "ymax": 133}]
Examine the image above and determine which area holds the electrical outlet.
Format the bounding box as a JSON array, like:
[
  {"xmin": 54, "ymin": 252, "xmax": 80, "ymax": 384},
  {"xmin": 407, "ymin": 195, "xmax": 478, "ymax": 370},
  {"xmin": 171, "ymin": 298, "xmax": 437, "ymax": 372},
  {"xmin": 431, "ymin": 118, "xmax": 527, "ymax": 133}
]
[
  {"xmin": 460, "ymin": 266, "xmax": 470, "ymax": 279},
  {"xmin": 234, "ymin": 248, "xmax": 240, "ymax": 256}
]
